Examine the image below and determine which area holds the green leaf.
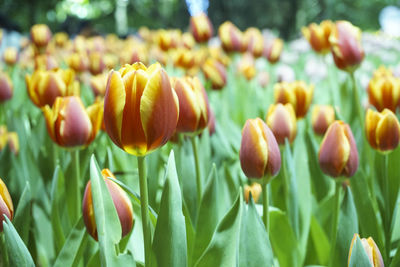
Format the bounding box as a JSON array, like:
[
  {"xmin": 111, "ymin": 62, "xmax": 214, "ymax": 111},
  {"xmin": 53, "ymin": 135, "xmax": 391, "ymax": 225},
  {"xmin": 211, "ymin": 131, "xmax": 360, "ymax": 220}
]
[
  {"xmin": 348, "ymin": 235, "xmax": 371, "ymax": 267},
  {"xmin": 270, "ymin": 208, "xmax": 301, "ymax": 267},
  {"xmin": 13, "ymin": 182, "xmax": 32, "ymax": 244},
  {"xmin": 390, "ymin": 239, "xmax": 400, "ymax": 267},
  {"xmin": 194, "ymin": 191, "xmax": 243, "ymax": 267},
  {"xmin": 309, "ymin": 215, "xmax": 330, "ymax": 265},
  {"xmin": 50, "ymin": 166, "xmax": 66, "ymax": 253},
  {"xmin": 239, "ymin": 194, "xmax": 274, "ymax": 267},
  {"xmin": 152, "ymin": 151, "xmax": 187, "ymax": 267},
  {"xmin": 3, "ymin": 216, "xmax": 35, "ymax": 267},
  {"xmin": 53, "ymin": 217, "xmax": 87, "ymax": 267}
]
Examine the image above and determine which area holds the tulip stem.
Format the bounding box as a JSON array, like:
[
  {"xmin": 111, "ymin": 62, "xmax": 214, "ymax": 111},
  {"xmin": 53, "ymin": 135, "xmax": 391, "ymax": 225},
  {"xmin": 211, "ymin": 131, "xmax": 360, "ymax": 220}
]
[
  {"xmin": 382, "ymin": 154, "xmax": 391, "ymax": 261},
  {"xmin": 137, "ymin": 156, "xmax": 151, "ymax": 266},
  {"xmin": 191, "ymin": 136, "xmax": 202, "ymax": 207},
  {"xmin": 350, "ymin": 72, "xmax": 364, "ymax": 128},
  {"xmin": 329, "ymin": 182, "xmax": 341, "ymax": 267},
  {"xmin": 70, "ymin": 149, "xmax": 81, "ymax": 224},
  {"xmin": 262, "ymin": 182, "xmax": 269, "ymax": 233}
]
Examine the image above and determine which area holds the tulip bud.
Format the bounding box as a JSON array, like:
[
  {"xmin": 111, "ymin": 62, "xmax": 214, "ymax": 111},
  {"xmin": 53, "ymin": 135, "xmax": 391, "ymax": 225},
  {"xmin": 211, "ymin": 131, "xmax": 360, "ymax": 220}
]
[
  {"xmin": 202, "ymin": 58, "xmax": 227, "ymax": 90},
  {"xmin": 365, "ymin": 108, "xmax": 400, "ymax": 152},
  {"xmin": 367, "ymin": 74, "xmax": 400, "ymax": 113},
  {"xmin": 319, "ymin": 120, "xmax": 359, "ymax": 177},
  {"xmin": 26, "ymin": 68, "xmax": 79, "ymax": 107},
  {"xmin": 89, "ymin": 52, "xmax": 106, "ymax": 75},
  {"xmin": 82, "ymin": 169, "xmax": 134, "ymax": 240},
  {"xmin": 311, "ymin": 105, "xmax": 335, "ymax": 135},
  {"xmin": 266, "ymin": 103, "xmax": 297, "ymax": 145},
  {"xmin": 263, "ymin": 38, "xmax": 284, "ymax": 64},
  {"xmin": 182, "ymin": 32, "xmax": 195, "ymax": 49},
  {"xmin": 237, "ymin": 53, "xmax": 256, "ymax": 81},
  {"xmin": 157, "ymin": 30, "xmax": 179, "ymax": 51},
  {"xmin": 54, "ymin": 32, "xmax": 69, "ymax": 47},
  {"xmin": 240, "ymin": 118, "xmax": 281, "ymax": 179},
  {"xmin": 7, "ymin": 132, "xmax": 19, "ymax": 156},
  {"xmin": 104, "ymin": 62, "xmax": 179, "ymax": 156},
  {"xmin": 3, "ymin": 47, "xmax": 18, "ymax": 66},
  {"xmin": 329, "ymin": 21, "xmax": 364, "ymax": 72},
  {"xmin": 42, "ymin": 96, "xmax": 103, "ymax": 147},
  {"xmin": 34, "ymin": 54, "xmax": 58, "ymax": 71},
  {"xmin": 274, "ymin": 81, "xmax": 314, "ymax": 118},
  {"xmin": 90, "ymin": 73, "xmax": 108, "ymax": 97},
  {"xmin": 173, "ymin": 48, "xmax": 195, "ymax": 70},
  {"xmin": 67, "ymin": 52, "xmax": 89, "ymax": 73},
  {"xmin": 244, "ymin": 183, "xmax": 262, "ymax": 204},
  {"xmin": 348, "ymin": 234, "xmax": 384, "ymax": 267},
  {"xmin": 218, "ymin": 21, "xmax": 244, "ymax": 53},
  {"xmin": 0, "ymin": 178, "xmax": 13, "ymax": 232},
  {"xmin": 30, "ymin": 24, "xmax": 52, "ymax": 48},
  {"xmin": 0, "ymin": 72, "xmax": 13, "ymax": 103},
  {"xmin": 190, "ymin": 13, "xmax": 213, "ymax": 43},
  {"xmin": 243, "ymin": 28, "xmax": 264, "ymax": 58},
  {"xmin": 302, "ymin": 20, "xmax": 333, "ymax": 54},
  {"xmin": 172, "ymin": 76, "xmax": 209, "ymax": 134}
]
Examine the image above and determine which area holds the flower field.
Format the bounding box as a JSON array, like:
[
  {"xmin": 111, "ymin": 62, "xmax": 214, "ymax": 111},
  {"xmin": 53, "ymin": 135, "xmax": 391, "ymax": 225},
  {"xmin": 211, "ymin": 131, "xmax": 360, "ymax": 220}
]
[{"xmin": 0, "ymin": 12, "xmax": 400, "ymax": 267}]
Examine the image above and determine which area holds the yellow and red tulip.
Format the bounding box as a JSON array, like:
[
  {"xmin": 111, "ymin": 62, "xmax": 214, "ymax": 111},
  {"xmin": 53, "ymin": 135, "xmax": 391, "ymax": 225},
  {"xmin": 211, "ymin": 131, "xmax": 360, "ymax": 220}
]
[
  {"xmin": 244, "ymin": 183, "xmax": 262, "ymax": 204},
  {"xmin": 329, "ymin": 21, "xmax": 364, "ymax": 72},
  {"xmin": 348, "ymin": 234, "xmax": 384, "ymax": 267},
  {"xmin": 266, "ymin": 103, "xmax": 297, "ymax": 145},
  {"xmin": 34, "ymin": 54, "xmax": 58, "ymax": 71},
  {"xmin": 67, "ymin": 52, "xmax": 89, "ymax": 73},
  {"xmin": 82, "ymin": 169, "xmax": 134, "ymax": 241},
  {"xmin": 311, "ymin": 105, "xmax": 335, "ymax": 135},
  {"xmin": 365, "ymin": 108, "xmax": 400, "ymax": 152},
  {"xmin": 240, "ymin": 118, "xmax": 281, "ymax": 179},
  {"xmin": 190, "ymin": 12, "xmax": 213, "ymax": 43},
  {"xmin": 237, "ymin": 53, "xmax": 256, "ymax": 81},
  {"xmin": 54, "ymin": 32, "xmax": 69, "ymax": 48},
  {"xmin": 3, "ymin": 47, "xmax": 18, "ymax": 66},
  {"xmin": 89, "ymin": 52, "xmax": 106, "ymax": 75},
  {"xmin": 0, "ymin": 178, "xmax": 13, "ymax": 232},
  {"xmin": 0, "ymin": 72, "xmax": 13, "ymax": 103},
  {"xmin": 218, "ymin": 21, "xmax": 244, "ymax": 53},
  {"xmin": 104, "ymin": 62, "xmax": 179, "ymax": 156},
  {"xmin": 30, "ymin": 24, "xmax": 52, "ymax": 49},
  {"xmin": 263, "ymin": 38, "xmax": 284, "ymax": 64},
  {"xmin": 42, "ymin": 96, "xmax": 103, "ymax": 147},
  {"xmin": 244, "ymin": 27, "xmax": 264, "ymax": 58},
  {"xmin": 202, "ymin": 58, "xmax": 227, "ymax": 90},
  {"xmin": 26, "ymin": 68, "xmax": 79, "ymax": 107},
  {"xmin": 302, "ymin": 20, "xmax": 334, "ymax": 54},
  {"xmin": 318, "ymin": 120, "xmax": 359, "ymax": 177},
  {"xmin": 173, "ymin": 48, "xmax": 196, "ymax": 70},
  {"xmin": 367, "ymin": 73, "xmax": 400, "ymax": 113},
  {"xmin": 90, "ymin": 73, "xmax": 108, "ymax": 97}
]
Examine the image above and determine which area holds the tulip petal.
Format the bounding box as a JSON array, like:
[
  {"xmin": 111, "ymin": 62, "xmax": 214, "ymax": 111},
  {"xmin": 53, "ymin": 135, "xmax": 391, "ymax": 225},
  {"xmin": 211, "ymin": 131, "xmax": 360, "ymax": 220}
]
[
  {"xmin": 86, "ymin": 101, "xmax": 104, "ymax": 145},
  {"xmin": 342, "ymin": 123, "xmax": 359, "ymax": 177},
  {"xmin": 376, "ymin": 110, "xmax": 400, "ymax": 151}
]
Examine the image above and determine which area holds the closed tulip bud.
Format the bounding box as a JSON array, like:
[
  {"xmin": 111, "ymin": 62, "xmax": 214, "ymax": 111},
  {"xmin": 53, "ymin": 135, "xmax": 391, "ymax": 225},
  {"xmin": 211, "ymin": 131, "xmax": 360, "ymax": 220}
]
[
  {"xmin": 182, "ymin": 32, "xmax": 195, "ymax": 49},
  {"xmin": 157, "ymin": 30, "xmax": 179, "ymax": 51},
  {"xmin": 3, "ymin": 47, "xmax": 18, "ymax": 65},
  {"xmin": 43, "ymin": 96, "xmax": 103, "ymax": 147},
  {"xmin": 0, "ymin": 178, "xmax": 13, "ymax": 232},
  {"xmin": 34, "ymin": 54, "xmax": 58, "ymax": 71},
  {"xmin": 173, "ymin": 48, "xmax": 195, "ymax": 70},
  {"xmin": 89, "ymin": 52, "xmax": 106, "ymax": 75},
  {"xmin": 90, "ymin": 73, "xmax": 108, "ymax": 97},
  {"xmin": 30, "ymin": 24, "xmax": 52, "ymax": 48},
  {"xmin": 266, "ymin": 103, "xmax": 297, "ymax": 145},
  {"xmin": 218, "ymin": 21, "xmax": 244, "ymax": 53},
  {"xmin": 26, "ymin": 68, "xmax": 79, "ymax": 107},
  {"xmin": 302, "ymin": 20, "xmax": 333, "ymax": 54},
  {"xmin": 240, "ymin": 118, "xmax": 281, "ymax": 179},
  {"xmin": 367, "ymin": 74, "xmax": 400, "ymax": 112},
  {"xmin": 104, "ymin": 62, "xmax": 179, "ymax": 156},
  {"xmin": 263, "ymin": 38, "xmax": 284, "ymax": 64},
  {"xmin": 237, "ymin": 53, "xmax": 256, "ymax": 81},
  {"xmin": 319, "ymin": 120, "xmax": 359, "ymax": 177},
  {"xmin": 311, "ymin": 105, "xmax": 335, "ymax": 135},
  {"xmin": 208, "ymin": 47, "xmax": 231, "ymax": 67},
  {"xmin": 202, "ymin": 58, "xmax": 227, "ymax": 90},
  {"xmin": 190, "ymin": 13, "xmax": 213, "ymax": 43},
  {"xmin": 244, "ymin": 183, "xmax": 262, "ymax": 204},
  {"xmin": 0, "ymin": 72, "xmax": 13, "ymax": 103},
  {"xmin": 67, "ymin": 52, "xmax": 89, "ymax": 73},
  {"xmin": 82, "ymin": 169, "xmax": 134, "ymax": 240},
  {"xmin": 348, "ymin": 234, "xmax": 384, "ymax": 267},
  {"xmin": 365, "ymin": 108, "xmax": 400, "ymax": 152},
  {"xmin": 274, "ymin": 81, "xmax": 314, "ymax": 118},
  {"xmin": 54, "ymin": 32, "xmax": 69, "ymax": 47},
  {"xmin": 244, "ymin": 28, "xmax": 264, "ymax": 58},
  {"xmin": 329, "ymin": 21, "xmax": 364, "ymax": 72},
  {"xmin": 172, "ymin": 76, "xmax": 209, "ymax": 134}
]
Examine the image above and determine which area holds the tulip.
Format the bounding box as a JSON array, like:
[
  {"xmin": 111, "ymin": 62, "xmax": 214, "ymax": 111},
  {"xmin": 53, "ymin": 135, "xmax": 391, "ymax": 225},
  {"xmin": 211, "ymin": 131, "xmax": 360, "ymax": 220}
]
[
  {"xmin": 3, "ymin": 47, "xmax": 18, "ymax": 65},
  {"xmin": 365, "ymin": 108, "xmax": 400, "ymax": 152},
  {"xmin": 244, "ymin": 27, "xmax": 264, "ymax": 58},
  {"xmin": 26, "ymin": 68, "xmax": 79, "ymax": 107},
  {"xmin": 82, "ymin": 169, "xmax": 134, "ymax": 240},
  {"xmin": 302, "ymin": 20, "xmax": 334, "ymax": 54},
  {"xmin": 202, "ymin": 58, "xmax": 227, "ymax": 90},
  {"xmin": 54, "ymin": 32, "xmax": 69, "ymax": 47},
  {"xmin": 7, "ymin": 132, "xmax": 19, "ymax": 156},
  {"xmin": 367, "ymin": 74, "xmax": 400, "ymax": 113},
  {"xmin": 348, "ymin": 234, "xmax": 384, "ymax": 267},
  {"xmin": 89, "ymin": 52, "xmax": 106, "ymax": 75},
  {"xmin": 274, "ymin": 81, "xmax": 314, "ymax": 118},
  {"xmin": 237, "ymin": 53, "xmax": 256, "ymax": 81},
  {"xmin": 104, "ymin": 62, "xmax": 179, "ymax": 156},
  {"xmin": 173, "ymin": 48, "xmax": 195, "ymax": 70},
  {"xmin": 218, "ymin": 21, "xmax": 244, "ymax": 53},
  {"xmin": 156, "ymin": 30, "xmax": 179, "ymax": 51},
  {"xmin": 42, "ymin": 96, "xmax": 103, "ymax": 147},
  {"xmin": 0, "ymin": 72, "xmax": 13, "ymax": 103},
  {"xmin": 266, "ymin": 103, "xmax": 297, "ymax": 145},
  {"xmin": 244, "ymin": 183, "xmax": 262, "ymax": 204},
  {"xmin": 263, "ymin": 38, "xmax": 284, "ymax": 64},
  {"xmin": 311, "ymin": 105, "xmax": 335, "ymax": 135},
  {"xmin": 319, "ymin": 120, "xmax": 359, "ymax": 177},
  {"xmin": 90, "ymin": 73, "xmax": 108, "ymax": 97},
  {"xmin": 30, "ymin": 24, "xmax": 52, "ymax": 48},
  {"xmin": 67, "ymin": 52, "xmax": 89, "ymax": 73},
  {"xmin": 329, "ymin": 21, "xmax": 364, "ymax": 72},
  {"xmin": 208, "ymin": 47, "xmax": 231, "ymax": 67},
  {"xmin": 258, "ymin": 71, "xmax": 270, "ymax": 88},
  {"xmin": 207, "ymin": 108, "xmax": 216, "ymax": 135},
  {"xmin": 172, "ymin": 76, "xmax": 209, "ymax": 134},
  {"xmin": 34, "ymin": 54, "xmax": 58, "ymax": 71},
  {"xmin": 240, "ymin": 118, "xmax": 281, "ymax": 179},
  {"xmin": 190, "ymin": 12, "xmax": 213, "ymax": 43},
  {"xmin": 0, "ymin": 178, "xmax": 13, "ymax": 232},
  {"xmin": 182, "ymin": 32, "xmax": 195, "ymax": 49}
]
